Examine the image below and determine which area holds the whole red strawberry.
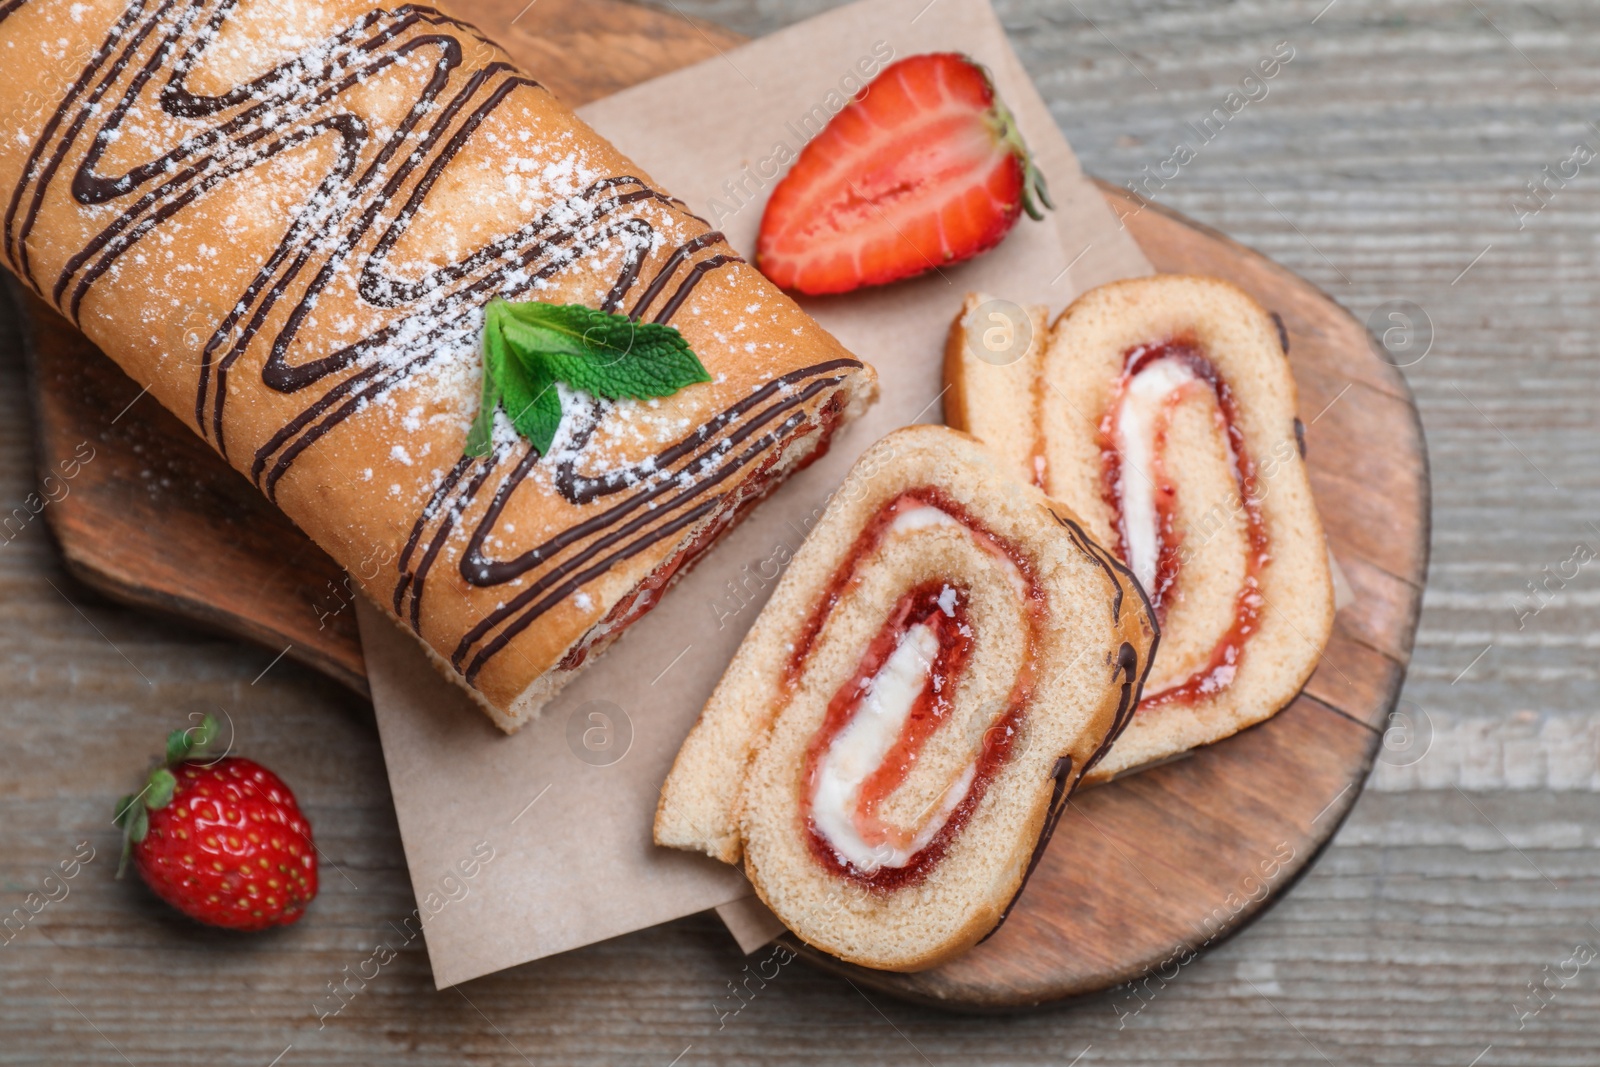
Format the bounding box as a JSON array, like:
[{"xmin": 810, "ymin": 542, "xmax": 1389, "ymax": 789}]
[
  {"xmin": 115, "ymin": 715, "xmax": 317, "ymax": 931},
  {"xmin": 756, "ymin": 52, "xmax": 1052, "ymax": 295}
]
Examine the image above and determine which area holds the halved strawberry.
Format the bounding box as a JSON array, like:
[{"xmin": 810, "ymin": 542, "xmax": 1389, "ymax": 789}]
[{"xmin": 756, "ymin": 52, "xmax": 1052, "ymax": 296}]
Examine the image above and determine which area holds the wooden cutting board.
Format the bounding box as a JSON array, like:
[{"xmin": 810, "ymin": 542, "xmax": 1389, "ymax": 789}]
[{"xmin": 10, "ymin": 0, "xmax": 1426, "ymax": 1012}]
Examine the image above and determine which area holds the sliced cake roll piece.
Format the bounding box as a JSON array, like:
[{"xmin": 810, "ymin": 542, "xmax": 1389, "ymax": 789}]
[
  {"xmin": 656, "ymin": 425, "xmax": 1156, "ymax": 971},
  {"xmin": 944, "ymin": 275, "xmax": 1334, "ymax": 782}
]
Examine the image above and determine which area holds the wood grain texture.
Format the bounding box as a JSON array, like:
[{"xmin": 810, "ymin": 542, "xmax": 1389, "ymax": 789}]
[
  {"xmin": 9, "ymin": 0, "xmax": 1421, "ymax": 1013},
  {"xmin": 12, "ymin": 280, "xmax": 368, "ymax": 695},
  {"xmin": 1, "ymin": 0, "xmax": 1592, "ymax": 1062}
]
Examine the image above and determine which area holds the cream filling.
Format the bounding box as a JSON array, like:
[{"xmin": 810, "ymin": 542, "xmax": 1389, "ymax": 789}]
[
  {"xmin": 808, "ymin": 504, "xmax": 1020, "ymax": 872},
  {"xmin": 810, "ymin": 619, "xmax": 972, "ymax": 872},
  {"xmin": 889, "ymin": 503, "xmax": 958, "ymax": 534},
  {"xmin": 1114, "ymin": 357, "xmax": 1198, "ymax": 596}
]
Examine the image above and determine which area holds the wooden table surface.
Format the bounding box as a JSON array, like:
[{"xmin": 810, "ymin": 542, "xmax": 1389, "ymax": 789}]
[{"xmin": 2, "ymin": 0, "xmax": 1595, "ymax": 1064}]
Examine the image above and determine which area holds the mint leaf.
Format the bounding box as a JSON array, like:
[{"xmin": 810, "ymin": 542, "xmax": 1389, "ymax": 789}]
[
  {"xmin": 496, "ymin": 301, "xmax": 711, "ymax": 399},
  {"xmin": 467, "ymin": 299, "xmax": 712, "ymax": 458},
  {"xmin": 541, "ymin": 338, "xmax": 712, "ymax": 401},
  {"xmin": 499, "ymin": 354, "xmax": 562, "ymax": 456},
  {"xmin": 466, "ymin": 325, "xmax": 506, "ymax": 458}
]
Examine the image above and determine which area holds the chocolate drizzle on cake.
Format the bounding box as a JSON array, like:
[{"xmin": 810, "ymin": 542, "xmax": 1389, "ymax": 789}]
[
  {"xmin": 1049, "ymin": 509, "xmax": 1158, "ymax": 776},
  {"xmin": 436, "ymin": 365, "xmax": 853, "ymax": 684},
  {"xmin": 3, "ymin": 0, "xmax": 863, "ymax": 687}
]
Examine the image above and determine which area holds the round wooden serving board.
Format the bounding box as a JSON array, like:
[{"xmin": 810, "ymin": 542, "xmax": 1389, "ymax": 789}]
[{"xmin": 9, "ymin": 0, "xmax": 1426, "ymax": 1013}]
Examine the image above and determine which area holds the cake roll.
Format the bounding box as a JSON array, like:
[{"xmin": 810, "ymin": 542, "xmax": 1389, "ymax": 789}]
[
  {"xmin": 657, "ymin": 426, "xmax": 1156, "ymax": 971},
  {"xmin": 944, "ymin": 276, "xmax": 1334, "ymax": 781},
  {"xmin": 0, "ymin": 0, "xmax": 876, "ymax": 729}
]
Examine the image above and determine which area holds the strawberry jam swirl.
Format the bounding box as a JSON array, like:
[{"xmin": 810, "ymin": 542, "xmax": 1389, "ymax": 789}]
[
  {"xmin": 1099, "ymin": 338, "xmax": 1269, "ymax": 710},
  {"xmin": 787, "ymin": 489, "xmax": 1045, "ymax": 891}
]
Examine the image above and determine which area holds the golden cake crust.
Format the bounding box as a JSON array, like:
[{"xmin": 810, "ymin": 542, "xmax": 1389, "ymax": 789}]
[{"xmin": 0, "ymin": 0, "xmax": 876, "ymax": 725}]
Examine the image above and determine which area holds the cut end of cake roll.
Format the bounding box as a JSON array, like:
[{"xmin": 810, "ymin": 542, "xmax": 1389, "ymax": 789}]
[
  {"xmin": 481, "ymin": 357, "xmax": 879, "ymax": 732},
  {"xmin": 944, "ymin": 275, "xmax": 1335, "ymax": 783},
  {"xmin": 656, "ymin": 425, "xmax": 1157, "ymax": 971}
]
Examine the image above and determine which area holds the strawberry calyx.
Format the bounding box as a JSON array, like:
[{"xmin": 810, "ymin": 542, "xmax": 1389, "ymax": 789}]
[
  {"xmin": 115, "ymin": 714, "xmax": 222, "ymax": 878},
  {"xmin": 983, "ymin": 74, "xmax": 1054, "ymax": 222}
]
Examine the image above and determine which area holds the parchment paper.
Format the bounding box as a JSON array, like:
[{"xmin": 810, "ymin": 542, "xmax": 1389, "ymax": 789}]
[{"xmin": 363, "ymin": 0, "xmax": 1152, "ymax": 989}]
